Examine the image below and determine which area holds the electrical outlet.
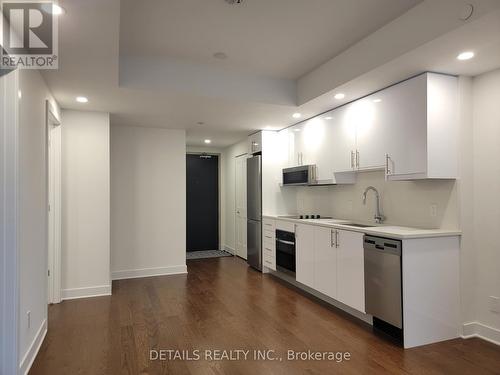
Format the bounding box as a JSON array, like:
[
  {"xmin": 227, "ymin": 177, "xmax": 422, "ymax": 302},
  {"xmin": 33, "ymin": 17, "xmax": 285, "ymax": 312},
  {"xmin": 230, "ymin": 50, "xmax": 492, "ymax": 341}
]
[
  {"xmin": 489, "ymin": 296, "xmax": 500, "ymax": 313},
  {"xmin": 430, "ymin": 204, "xmax": 438, "ymax": 218},
  {"xmin": 27, "ymin": 311, "xmax": 31, "ymax": 328}
]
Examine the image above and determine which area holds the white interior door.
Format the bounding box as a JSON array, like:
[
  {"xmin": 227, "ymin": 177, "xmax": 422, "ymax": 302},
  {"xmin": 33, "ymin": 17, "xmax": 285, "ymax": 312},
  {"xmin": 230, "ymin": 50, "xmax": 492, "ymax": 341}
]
[
  {"xmin": 47, "ymin": 102, "xmax": 61, "ymax": 304},
  {"xmin": 235, "ymin": 154, "xmax": 247, "ymax": 259}
]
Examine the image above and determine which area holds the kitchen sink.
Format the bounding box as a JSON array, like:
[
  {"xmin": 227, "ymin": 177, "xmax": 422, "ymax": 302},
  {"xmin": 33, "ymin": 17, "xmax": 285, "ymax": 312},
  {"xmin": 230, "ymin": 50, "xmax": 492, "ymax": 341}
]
[{"xmin": 343, "ymin": 223, "xmax": 376, "ymax": 228}]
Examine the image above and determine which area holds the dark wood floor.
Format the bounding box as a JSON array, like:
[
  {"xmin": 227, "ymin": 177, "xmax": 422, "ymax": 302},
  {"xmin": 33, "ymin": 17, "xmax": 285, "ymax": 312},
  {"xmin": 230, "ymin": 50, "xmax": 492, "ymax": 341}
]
[{"xmin": 31, "ymin": 257, "xmax": 500, "ymax": 375}]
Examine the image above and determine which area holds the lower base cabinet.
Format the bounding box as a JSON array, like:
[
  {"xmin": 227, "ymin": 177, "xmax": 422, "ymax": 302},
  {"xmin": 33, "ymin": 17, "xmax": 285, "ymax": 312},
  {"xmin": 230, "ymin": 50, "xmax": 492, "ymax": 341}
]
[
  {"xmin": 314, "ymin": 226, "xmax": 337, "ymax": 299},
  {"xmin": 294, "ymin": 223, "xmax": 365, "ymax": 313},
  {"xmin": 336, "ymin": 229, "xmax": 365, "ymax": 313},
  {"xmin": 295, "ymin": 223, "xmax": 315, "ymax": 288}
]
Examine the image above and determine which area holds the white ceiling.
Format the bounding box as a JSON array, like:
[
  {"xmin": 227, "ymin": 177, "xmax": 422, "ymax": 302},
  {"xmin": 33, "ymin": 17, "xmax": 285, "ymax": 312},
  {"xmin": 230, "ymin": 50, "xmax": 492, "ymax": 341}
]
[
  {"xmin": 120, "ymin": 0, "xmax": 420, "ymax": 80},
  {"xmin": 42, "ymin": 0, "xmax": 500, "ymax": 148}
]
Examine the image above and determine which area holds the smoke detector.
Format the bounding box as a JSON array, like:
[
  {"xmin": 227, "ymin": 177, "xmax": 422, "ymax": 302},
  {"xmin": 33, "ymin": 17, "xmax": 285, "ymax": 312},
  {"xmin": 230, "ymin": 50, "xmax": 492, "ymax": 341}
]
[{"xmin": 225, "ymin": 0, "xmax": 244, "ymax": 4}]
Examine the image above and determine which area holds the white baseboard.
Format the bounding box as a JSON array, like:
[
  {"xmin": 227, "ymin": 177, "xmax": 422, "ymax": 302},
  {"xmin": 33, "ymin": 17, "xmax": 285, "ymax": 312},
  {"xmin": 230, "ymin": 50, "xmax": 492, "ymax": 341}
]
[
  {"xmin": 19, "ymin": 318, "xmax": 47, "ymax": 375},
  {"xmin": 61, "ymin": 285, "xmax": 112, "ymax": 300},
  {"xmin": 111, "ymin": 265, "xmax": 187, "ymax": 281},
  {"xmin": 224, "ymin": 245, "xmax": 235, "ymax": 254},
  {"xmin": 462, "ymin": 321, "xmax": 500, "ymax": 346}
]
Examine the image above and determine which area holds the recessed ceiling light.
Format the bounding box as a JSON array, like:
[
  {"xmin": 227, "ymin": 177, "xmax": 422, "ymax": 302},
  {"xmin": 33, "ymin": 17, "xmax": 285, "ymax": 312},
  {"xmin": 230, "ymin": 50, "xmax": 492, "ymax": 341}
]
[
  {"xmin": 294, "ymin": 128, "xmax": 301, "ymax": 132},
  {"xmin": 76, "ymin": 96, "xmax": 88, "ymax": 103},
  {"xmin": 213, "ymin": 52, "xmax": 228, "ymax": 60},
  {"xmin": 334, "ymin": 93, "xmax": 345, "ymax": 100},
  {"xmin": 324, "ymin": 116, "xmax": 333, "ymax": 120},
  {"xmin": 292, "ymin": 113, "xmax": 301, "ymax": 119},
  {"xmin": 18, "ymin": 90, "xmax": 22, "ymax": 99},
  {"xmin": 373, "ymin": 98, "xmax": 382, "ymax": 103},
  {"xmin": 204, "ymin": 139, "xmax": 212, "ymax": 144},
  {"xmin": 457, "ymin": 51, "xmax": 474, "ymax": 60}
]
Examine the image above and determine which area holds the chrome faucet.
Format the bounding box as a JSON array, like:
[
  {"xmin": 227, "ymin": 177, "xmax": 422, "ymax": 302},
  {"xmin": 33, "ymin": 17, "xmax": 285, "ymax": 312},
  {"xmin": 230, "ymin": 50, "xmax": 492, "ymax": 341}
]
[{"xmin": 362, "ymin": 186, "xmax": 385, "ymax": 224}]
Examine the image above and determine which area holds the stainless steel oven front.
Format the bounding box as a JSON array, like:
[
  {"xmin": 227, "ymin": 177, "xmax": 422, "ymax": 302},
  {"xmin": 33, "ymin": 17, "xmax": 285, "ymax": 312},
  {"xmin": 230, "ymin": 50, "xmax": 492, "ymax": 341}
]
[{"xmin": 275, "ymin": 229, "xmax": 296, "ymax": 276}]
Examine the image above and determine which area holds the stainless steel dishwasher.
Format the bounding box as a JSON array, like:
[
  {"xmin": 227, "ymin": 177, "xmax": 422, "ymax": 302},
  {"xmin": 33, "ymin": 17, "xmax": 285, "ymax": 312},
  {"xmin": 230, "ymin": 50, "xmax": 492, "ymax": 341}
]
[{"xmin": 364, "ymin": 235, "xmax": 403, "ymax": 341}]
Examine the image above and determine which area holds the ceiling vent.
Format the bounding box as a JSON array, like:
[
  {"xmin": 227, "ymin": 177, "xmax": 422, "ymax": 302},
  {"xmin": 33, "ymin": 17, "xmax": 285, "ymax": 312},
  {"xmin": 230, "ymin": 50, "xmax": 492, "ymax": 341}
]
[{"xmin": 225, "ymin": 0, "xmax": 244, "ymax": 4}]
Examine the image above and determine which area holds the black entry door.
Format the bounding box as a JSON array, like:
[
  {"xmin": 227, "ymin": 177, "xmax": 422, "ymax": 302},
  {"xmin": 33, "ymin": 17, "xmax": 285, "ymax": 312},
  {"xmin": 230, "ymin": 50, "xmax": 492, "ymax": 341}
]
[{"xmin": 186, "ymin": 154, "xmax": 219, "ymax": 251}]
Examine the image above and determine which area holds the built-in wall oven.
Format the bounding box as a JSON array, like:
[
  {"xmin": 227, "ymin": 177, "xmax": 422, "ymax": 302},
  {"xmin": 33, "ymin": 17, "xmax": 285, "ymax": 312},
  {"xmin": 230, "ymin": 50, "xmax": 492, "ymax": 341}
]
[{"xmin": 275, "ymin": 230, "xmax": 296, "ymax": 276}]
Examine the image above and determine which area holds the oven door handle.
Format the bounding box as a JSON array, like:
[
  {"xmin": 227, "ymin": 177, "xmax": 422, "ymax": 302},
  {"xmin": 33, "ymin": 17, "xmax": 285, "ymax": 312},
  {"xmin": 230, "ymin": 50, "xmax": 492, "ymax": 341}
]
[{"xmin": 276, "ymin": 239, "xmax": 295, "ymax": 246}]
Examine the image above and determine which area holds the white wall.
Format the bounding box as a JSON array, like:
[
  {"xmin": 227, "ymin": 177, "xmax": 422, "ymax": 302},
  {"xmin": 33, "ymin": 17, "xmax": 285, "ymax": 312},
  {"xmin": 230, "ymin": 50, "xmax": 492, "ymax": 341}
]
[
  {"xmin": 221, "ymin": 140, "xmax": 247, "ymax": 252},
  {"xmin": 457, "ymin": 76, "xmax": 476, "ymax": 327},
  {"xmin": 0, "ymin": 69, "xmax": 19, "ymax": 375},
  {"xmin": 61, "ymin": 110, "xmax": 111, "ymax": 299},
  {"xmin": 469, "ymin": 68, "xmax": 500, "ymax": 336},
  {"xmin": 111, "ymin": 125, "xmax": 187, "ymax": 279},
  {"xmin": 293, "ymin": 171, "xmax": 459, "ymax": 229},
  {"xmin": 17, "ymin": 70, "xmax": 60, "ymax": 374}
]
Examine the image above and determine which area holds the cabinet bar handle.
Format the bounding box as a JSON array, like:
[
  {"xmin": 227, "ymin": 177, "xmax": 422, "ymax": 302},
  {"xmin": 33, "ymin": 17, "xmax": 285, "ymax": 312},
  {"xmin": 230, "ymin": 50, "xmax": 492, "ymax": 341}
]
[
  {"xmin": 350, "ymin": 151, "xmax": 355, "ymax": 169},
  {"xmin": 385, "ymin": 153, "xmax": 391, "ymax": 181},
  {"xmin": 335, "ymin": 230, "xmax": 339, "ymax": 248},
  {"xmin": 356, "ymin": 150, "xmax": 360, "ymax": 168}
]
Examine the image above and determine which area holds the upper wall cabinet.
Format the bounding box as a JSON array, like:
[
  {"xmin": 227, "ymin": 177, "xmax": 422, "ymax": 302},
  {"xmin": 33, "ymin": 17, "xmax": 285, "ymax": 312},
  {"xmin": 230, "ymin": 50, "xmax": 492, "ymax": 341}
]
[
  {"xmin": 287, "ymin": 107, "xmax": 355, "ymax": 184},
  {"xmin": 248, "ymin": 132, "xmax": 262, "ymax": 155},
  {"xmin": 342, "ymin": 72, "xmax": 458, "ymax": 179},
  {"xmin": 386, "ymin": 73, "xmax": 458, "ymax": 180},
  {"xmin": 283, "ymin": 72, "xmax": 458, "ymax": 181}
]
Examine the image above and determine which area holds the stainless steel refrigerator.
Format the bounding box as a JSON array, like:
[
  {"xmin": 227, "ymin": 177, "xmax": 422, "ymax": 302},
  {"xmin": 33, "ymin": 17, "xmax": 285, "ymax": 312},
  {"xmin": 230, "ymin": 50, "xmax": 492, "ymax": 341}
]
[{"xmin": 247, "ymin": 155, "xmax": 262, "ymax": 271}]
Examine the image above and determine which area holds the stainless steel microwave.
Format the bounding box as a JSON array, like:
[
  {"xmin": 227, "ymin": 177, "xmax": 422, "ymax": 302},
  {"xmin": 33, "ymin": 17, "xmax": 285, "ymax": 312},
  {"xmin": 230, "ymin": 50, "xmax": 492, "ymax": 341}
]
[{"xmin": 282, "ymin": 165, "xmax": 317, "ymax": 186}]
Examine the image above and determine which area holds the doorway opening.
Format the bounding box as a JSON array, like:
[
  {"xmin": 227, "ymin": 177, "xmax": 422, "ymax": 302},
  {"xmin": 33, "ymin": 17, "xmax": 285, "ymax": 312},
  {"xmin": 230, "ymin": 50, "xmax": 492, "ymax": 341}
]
[
  {"xmin": 186, "ymin": 153, "xmax": 220, "ymax": 253},
  {"xmin": 46, "ymin": 101, "xmax": 61, "ymax": 304}
]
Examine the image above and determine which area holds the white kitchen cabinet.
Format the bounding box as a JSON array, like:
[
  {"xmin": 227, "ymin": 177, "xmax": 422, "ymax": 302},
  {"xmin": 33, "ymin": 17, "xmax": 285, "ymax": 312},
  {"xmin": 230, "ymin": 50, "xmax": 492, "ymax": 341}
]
[
  {"xmin": 330, "ymin": 105, "xmax": 357, "ymax": 173},
  {"xmin": 288, "ymin": 123, "xmax": 307, "ymax": 167},
  {"xmin": 295, "ymin": 223, "xmax": 314, "ymax": 288},
  {"xmin": 313, "ymin": 226, "xmax": 337, "ymax": 299},
  {"xmin": 287, "ymin": 112, "xmax": 355, "ymax": 183},
  {"xmin": 386, "ymin": 73, "xmax": 458, "ymax": 180},
  {"xmin": 281, "ymin": 73, "xmax": 457, "ymax": 181},
  {"xmin": 355, "ymin": 74, "xmax": 428, "ymax": 173},
  {"xmin": 247, "ymin": 131, "xmax": 262, "ymax": 155},
  {"xmin": 336, "ymin": 229, "xmax": 365, "ymax": 313},
  {"xmin": 347, "ymin": 73, "xmax": 457, "ymax": 179},
  {"xmin": 263, "ymin": 230, "xmax": 276, "ymax": 271}
]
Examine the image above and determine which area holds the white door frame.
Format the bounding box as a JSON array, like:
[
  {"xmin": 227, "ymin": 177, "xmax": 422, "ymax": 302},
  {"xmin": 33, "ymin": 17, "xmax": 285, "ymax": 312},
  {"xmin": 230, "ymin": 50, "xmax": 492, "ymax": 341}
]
[
  {"xmin": 46, "ymin": 101, "xmax": 62, "ymax": 304},
  {"xmin": 234, "ymin": 153, "xmax": 248, "ymax": 259},
  {"xmin": 0, "ymin": 70, "xmax": 20, "ymax": 375}
]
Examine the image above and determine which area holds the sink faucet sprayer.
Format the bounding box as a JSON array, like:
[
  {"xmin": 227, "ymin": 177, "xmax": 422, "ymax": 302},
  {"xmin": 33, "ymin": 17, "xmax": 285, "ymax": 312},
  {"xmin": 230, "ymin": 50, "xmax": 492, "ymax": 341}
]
[{"xmin": 362, "ymin": 186, "xmax": 385, "ymax": 224}]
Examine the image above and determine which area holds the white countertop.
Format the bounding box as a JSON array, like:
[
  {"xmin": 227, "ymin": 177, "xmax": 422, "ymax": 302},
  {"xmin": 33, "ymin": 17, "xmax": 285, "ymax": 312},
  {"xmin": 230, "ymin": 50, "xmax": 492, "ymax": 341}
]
[{"xmin": 263, "ymin": 215, "xmax": 461, "ymax": 239}]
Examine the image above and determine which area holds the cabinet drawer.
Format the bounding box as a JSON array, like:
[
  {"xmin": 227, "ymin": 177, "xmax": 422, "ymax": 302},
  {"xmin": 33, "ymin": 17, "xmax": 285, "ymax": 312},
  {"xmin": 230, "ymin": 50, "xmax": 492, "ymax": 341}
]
[
  {"xmin": 263, "ymin": 229, "xmax": 275, "ymax": 239},
  {"xmin": 264, "ymin": 239, "xmax": 275, "ymax": 252},
  {"xmin": 276, "ymin": 220, "xmax": 295, "ymax": 233},
  {"xmin": 263, "ymin": 218, "xmax": 276, "ymax": 231},
  {"xmin": 263, "ymin": 244, "xmax": 275, "ymax": 256},
  {"xmin": 262, "ymin": 229, "xmax": 276, "ymax": 238},
  {"xmin": 263, "ymin": 255, "xmax": 276, "ymax": 271}
]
